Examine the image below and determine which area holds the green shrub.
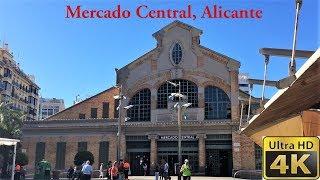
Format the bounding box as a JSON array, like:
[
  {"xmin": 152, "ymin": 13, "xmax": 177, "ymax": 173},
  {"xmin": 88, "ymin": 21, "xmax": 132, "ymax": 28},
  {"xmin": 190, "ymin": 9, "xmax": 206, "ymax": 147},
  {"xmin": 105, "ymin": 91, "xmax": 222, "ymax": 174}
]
[
  {"xmin": 74, "ymin": 151, "xmax": 94, "ymax": 166},
  {"xmin": 16, "ymin": 152, "xmax": 28, "ymax": 166}
]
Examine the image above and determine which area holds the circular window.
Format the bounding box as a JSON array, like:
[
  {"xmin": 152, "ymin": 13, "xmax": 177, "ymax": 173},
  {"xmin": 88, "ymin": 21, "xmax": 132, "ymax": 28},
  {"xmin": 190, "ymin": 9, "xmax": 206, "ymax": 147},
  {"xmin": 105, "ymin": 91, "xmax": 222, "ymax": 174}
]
[{"xmin": 171, "ymin": 43, "xmax": 183, "ymax": 65}]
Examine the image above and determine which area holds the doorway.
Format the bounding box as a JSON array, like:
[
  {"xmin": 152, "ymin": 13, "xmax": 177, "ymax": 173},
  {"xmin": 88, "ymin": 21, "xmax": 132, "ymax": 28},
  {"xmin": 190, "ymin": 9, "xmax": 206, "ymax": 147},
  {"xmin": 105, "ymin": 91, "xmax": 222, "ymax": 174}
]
[{"xmin": 205, "ymin": 149, "xmax": 232, "ymax": 176}]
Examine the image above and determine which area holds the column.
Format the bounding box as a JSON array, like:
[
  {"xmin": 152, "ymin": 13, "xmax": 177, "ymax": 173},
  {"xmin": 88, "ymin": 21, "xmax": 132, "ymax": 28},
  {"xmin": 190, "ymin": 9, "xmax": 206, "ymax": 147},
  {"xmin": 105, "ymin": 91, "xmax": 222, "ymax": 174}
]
[
  {"xmin": 148, "ymin": 134, "xmax": 158, "ymax": 175},
  {"xmin": 197, "ymin": 133, "xmax": 206, "ymax": 175},
  {"xmin": 230, "ymin": 70, "xmax": 240, "ymax": 122},
  {"xmin": 232, "ymin": 131, "xmax": 241, "ymax": 172}
]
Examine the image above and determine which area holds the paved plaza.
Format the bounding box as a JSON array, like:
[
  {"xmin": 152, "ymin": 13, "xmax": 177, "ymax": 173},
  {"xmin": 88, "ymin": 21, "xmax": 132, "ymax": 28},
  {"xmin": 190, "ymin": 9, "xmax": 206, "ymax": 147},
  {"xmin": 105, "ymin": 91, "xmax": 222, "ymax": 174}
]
[{"xmin": 23, "ymin": 177, "xmax": 246, "ymax": 180}]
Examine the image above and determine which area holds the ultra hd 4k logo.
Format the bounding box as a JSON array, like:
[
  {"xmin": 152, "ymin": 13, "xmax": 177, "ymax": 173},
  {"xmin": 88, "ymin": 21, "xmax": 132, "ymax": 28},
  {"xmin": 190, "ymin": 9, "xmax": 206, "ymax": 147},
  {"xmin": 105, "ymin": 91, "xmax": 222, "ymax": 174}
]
[{"xmin": 263, "ymin": 137, "xmax": 320, "ymax": 179}]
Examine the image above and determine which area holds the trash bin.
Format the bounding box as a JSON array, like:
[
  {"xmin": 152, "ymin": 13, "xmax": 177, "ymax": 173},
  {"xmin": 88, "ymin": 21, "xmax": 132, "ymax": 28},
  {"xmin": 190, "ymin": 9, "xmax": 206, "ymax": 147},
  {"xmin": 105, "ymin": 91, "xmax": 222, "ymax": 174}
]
[{"xmin": 34, "ymin": 160, "xmax": 51, "ymax": 180}]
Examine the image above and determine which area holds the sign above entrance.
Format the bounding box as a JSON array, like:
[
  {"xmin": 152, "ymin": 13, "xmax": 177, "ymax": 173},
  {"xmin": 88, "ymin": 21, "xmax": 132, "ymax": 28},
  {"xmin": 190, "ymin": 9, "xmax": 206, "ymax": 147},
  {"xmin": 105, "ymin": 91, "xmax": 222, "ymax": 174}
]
[{"xmin": 159, "ymin": 135, "xmax": 197, "ymax": 141}]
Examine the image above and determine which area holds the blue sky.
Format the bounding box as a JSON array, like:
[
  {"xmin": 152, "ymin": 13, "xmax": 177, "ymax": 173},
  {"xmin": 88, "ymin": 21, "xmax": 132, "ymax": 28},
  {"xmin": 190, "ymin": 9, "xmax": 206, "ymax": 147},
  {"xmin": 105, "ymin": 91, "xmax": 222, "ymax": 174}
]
[{"xmin": 0, "ymin": 0, "xmax": 318, "ymax": 107}]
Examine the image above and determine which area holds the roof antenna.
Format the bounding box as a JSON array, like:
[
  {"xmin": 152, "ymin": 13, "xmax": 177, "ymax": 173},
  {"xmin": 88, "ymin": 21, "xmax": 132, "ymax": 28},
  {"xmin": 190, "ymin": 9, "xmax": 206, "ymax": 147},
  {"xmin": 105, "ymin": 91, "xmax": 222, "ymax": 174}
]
[{"xmin": 289, "ymin": 0, "xmax": 303, "ymax": 76}]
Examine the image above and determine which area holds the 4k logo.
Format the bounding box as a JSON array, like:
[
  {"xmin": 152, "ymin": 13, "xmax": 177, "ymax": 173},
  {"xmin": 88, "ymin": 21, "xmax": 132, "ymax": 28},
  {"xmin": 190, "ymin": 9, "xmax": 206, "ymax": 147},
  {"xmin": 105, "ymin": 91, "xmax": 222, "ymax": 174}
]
[{"xmin": 263, "ymin": 137, "xmax": 319, "ymax": 179}]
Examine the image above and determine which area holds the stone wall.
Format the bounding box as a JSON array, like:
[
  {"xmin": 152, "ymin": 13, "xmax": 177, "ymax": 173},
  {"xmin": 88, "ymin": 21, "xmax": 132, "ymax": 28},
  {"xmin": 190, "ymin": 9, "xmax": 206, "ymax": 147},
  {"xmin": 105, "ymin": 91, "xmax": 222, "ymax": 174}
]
[{"xmin": 22, "ymin": 134, "xmax": 117, "ymax": 172}]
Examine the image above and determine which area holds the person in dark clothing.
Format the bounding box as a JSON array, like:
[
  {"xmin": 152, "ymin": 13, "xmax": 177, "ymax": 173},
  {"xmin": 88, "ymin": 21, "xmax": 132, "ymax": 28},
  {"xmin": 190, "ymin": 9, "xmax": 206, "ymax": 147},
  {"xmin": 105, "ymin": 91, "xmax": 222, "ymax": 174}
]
[
  {"xmin": 154, "ymin": 163, "xmax": 160, "ymax": 180},
  {"xmin": 118, "ymin": 159, "xmax": 124, "ymax": 180},
  {"xmin": 67, "ymin": 166, "xmax": 74, "ymax": 180}
]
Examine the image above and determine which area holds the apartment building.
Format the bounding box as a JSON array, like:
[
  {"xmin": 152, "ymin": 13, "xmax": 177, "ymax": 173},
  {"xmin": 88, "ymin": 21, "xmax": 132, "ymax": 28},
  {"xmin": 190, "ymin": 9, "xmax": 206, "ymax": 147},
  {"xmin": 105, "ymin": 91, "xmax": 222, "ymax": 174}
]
[{"xmin": 0, "ymin": 43, "xmax": 40, "ymax": 121}]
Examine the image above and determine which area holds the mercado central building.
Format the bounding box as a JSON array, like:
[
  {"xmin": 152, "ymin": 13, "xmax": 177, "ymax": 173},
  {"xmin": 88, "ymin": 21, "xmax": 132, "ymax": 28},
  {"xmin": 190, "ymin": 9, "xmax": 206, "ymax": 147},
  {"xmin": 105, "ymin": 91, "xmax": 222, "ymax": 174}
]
[{"xmin": 22, "ymin": 21, "xmax": 262, "ymax": 176}]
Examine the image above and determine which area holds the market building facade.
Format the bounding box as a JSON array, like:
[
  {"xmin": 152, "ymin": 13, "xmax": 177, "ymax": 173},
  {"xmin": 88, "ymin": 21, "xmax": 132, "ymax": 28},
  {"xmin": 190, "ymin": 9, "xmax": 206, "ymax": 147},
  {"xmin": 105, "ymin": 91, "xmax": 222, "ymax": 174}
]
[{"xmin": 22, "ymin": 21, "xmax": 261, "ymax": 176}]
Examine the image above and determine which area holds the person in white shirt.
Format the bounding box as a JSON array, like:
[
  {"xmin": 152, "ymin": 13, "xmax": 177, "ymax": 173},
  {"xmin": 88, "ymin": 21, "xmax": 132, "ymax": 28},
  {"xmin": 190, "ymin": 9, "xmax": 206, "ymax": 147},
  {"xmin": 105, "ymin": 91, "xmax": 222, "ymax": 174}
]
[{"xmin": 99, "ymin": 163, "xmax": 104, "ymax": 179}]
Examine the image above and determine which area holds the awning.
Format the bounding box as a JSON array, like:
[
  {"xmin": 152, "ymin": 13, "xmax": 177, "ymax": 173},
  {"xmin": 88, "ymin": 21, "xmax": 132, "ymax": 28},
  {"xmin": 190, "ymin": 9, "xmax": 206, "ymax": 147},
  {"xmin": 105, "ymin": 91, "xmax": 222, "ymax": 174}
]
[
  {"xmin": 0, "ymin": 138, "xmax": 20, "ymax": 146},
  {"xmin": 241, "ymin": 48, "xmax": 320, "ymax": 146},
  {"xmin": 0, "ymin": 138, "xmax": 20, "ymax": 180}
]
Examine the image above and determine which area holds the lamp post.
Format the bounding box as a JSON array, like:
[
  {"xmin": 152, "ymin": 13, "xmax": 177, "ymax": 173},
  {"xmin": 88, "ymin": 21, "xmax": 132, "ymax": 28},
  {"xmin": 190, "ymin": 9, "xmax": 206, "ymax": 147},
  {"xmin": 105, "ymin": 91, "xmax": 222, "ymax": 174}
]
[
  {"xmin": 167, "ymin": 80, "xmax": 191, "ymax": 180},
  {"xmin": 114, "ymin": 85, "xmax": 134, "ymax": 162}
]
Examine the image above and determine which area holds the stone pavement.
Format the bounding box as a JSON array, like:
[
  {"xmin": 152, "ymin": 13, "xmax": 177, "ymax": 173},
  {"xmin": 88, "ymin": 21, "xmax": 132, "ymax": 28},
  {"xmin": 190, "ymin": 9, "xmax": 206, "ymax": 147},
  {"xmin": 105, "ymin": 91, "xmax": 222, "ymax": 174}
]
[{"xmin": 20, "ymin": 176, "xmax": 247, "ymax": 180}]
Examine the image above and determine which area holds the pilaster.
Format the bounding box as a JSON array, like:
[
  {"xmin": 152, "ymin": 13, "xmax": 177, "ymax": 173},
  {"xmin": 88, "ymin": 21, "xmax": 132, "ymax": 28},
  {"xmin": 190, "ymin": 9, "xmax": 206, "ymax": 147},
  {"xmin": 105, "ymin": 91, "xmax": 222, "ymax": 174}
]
[
  {"xmin": 148, "ymin": 134, "xmax": 158, "ymax": 175},
  {"xmin": 197, "ymin": 133, "xmax": 206, "ymax": 175}
]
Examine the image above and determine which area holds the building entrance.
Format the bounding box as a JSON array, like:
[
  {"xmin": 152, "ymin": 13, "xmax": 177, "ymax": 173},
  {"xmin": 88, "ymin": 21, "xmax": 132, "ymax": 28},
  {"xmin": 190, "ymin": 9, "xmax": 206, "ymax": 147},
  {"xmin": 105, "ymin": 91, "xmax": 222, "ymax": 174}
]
[
  {"xmin": 126, "ymin": 137, "xmax": 150, "ymax": 175},
  {"xmin": 157, "ymin": 141, "xmax": 198, "ymax": 175},
  {"xmin": 127, "ymin": 152, "xmax": 150, "ymax": 176},
  {"xmin": 205, "ymin": 149, "xmax": 232, "ymax": 176}
]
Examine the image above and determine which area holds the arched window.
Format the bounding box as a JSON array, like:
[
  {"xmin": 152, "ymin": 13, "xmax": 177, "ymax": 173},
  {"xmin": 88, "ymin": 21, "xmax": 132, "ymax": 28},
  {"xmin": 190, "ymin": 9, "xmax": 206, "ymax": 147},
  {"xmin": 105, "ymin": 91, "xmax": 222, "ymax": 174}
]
[
  {"xmin": 127, "ymin": 88, "xmax": 151, "ymax": 122},
  {"xmin": 205, "ymin": 86, "xmax": 231, "ymax": 119},
  {"xmin": 171, "ymin": 43, "xmax": 182, "ymax": 64},
  {"xmin": 157, "ymin": 79, "xmax": 198, "ymax": 109}
]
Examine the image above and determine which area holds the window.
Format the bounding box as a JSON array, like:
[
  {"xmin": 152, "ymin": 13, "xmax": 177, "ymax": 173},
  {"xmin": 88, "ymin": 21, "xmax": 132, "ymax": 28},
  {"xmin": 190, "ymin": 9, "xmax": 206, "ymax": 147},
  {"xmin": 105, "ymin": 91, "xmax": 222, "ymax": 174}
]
[
  {"xmin": 205, "ymin": 86, "xmax": 231, "ymax": 119},
  {"xmin": 55, "ymin": 142, "xmax": 66, "ymax": 169},
  {"xmin": 102, "ymin": 102, "xmax": 109, "ymax": 118},
  {"xmin": 172, "ymin": 43, "xmax": 183, "ymax": 64},
  {"xmin": 48, "ymin": 109, "xmax": 53, "ymax": 116},
  {"xmin": 99, "ymin": 141, "xmax": 109, "ymax": 165},
  {"xmin": 157, "ymin": 79, "xmax": 198, "ymax": 109},
  {"xmin": 114, "ymin": 99, "xmax": 119, "ymax": 118},
  {"xmin": 78, "ymin": 142, "xmax": 87, "ymax": 152},
  {"xmin": 255, "ymin": 143, "xmax": 262, "ymax": 170},
  {"xmin": 35, "ymin": 142, "xmax": 45, "ymax": 165},
  {"xmin": 79, "ymin": 113, "xmax": 86, "ymax": 119},
  {"xmin": 91, "ymin": 108, "xmax": 97, "ymax": 118},
  {"xmin": 127, "ymin": 88, "xmax": 151, "ymax": 122}
]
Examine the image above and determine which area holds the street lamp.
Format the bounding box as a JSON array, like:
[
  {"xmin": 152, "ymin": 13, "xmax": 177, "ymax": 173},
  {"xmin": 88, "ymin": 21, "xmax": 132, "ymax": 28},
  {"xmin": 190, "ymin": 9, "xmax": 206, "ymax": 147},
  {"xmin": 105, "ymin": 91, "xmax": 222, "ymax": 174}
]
[
  {"xmin": 113, "ymin": 85, "xmax": 134, "ymax": 161},
  {"xmin": 167, "ymin": 80, "xmax": 191, "ymax": 180}
]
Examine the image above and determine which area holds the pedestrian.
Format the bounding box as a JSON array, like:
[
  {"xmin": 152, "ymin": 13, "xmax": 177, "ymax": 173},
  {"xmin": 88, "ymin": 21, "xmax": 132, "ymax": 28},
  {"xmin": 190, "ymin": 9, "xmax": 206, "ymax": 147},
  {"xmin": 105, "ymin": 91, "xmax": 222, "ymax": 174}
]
[
  {"xmin": 123, "ymin": 160, "xmax": 130, "ymax": 180},
  {"xmin": 118, "ymin": 159, "xmax": 125, "ymax": 180},
  {"xmin": 111, "ymin": 161, "xmax": 119, "ymax": 180},
  {"xmin": 106, "ymin": 161, "xmax": 112, "ymax": 180},
  {"xmin": 154, "ymin": 163, "xmax": 159, "ymax": 180},
  {"xmin": 67, "ymin": 166, "xmax": 74, "ymax": 180},
  {"xmin": 159, "ymin": 161, "xmax": 164, "ymax": 180},
  {"xmin": 143, "ymin": 163, "xmax": 147, "ymax": 176},
  {"xmin": 99, "ymin": 163, "xmax": 104, "ymax": 179},
  {"xmin": 81, "ymin": 160, "xmax": 93, "ymax": 180},
  {"xmin": 180, "ymin": 159, "xmax": 191, "ymax": 180},
  {"xmin": 14, "ymin": 164, "xmax": 21, "ymax": 180},
  {"xmin": 162, "ymin": 160, "xmax": 169, "ymax": 180}
]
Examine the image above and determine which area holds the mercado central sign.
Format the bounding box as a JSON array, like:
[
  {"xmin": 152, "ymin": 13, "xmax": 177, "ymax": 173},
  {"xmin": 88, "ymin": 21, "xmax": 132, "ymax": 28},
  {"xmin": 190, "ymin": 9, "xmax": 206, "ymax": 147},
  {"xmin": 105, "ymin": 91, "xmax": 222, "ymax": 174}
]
[{"xmin": 159, "ymin": 135, "xmax": 197, "ymax": 141}]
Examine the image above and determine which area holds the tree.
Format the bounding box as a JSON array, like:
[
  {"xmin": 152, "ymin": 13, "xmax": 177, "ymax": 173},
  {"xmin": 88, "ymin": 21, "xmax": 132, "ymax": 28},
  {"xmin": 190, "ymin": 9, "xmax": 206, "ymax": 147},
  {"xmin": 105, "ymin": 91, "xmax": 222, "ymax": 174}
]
[
  {"xmin": 0, "ymin": 102, "xmax": 25, "ymax": 138},
  {"xmin": 0, "ymin": 103, "xmax": 25, "ymax": 177},
  {"xmin": 16, "ymin": 152, "xmax": 29, "ymax": 166},
  {"xmin": 74, "ymin": 151, "xmax": 94, "ymax": 166}
]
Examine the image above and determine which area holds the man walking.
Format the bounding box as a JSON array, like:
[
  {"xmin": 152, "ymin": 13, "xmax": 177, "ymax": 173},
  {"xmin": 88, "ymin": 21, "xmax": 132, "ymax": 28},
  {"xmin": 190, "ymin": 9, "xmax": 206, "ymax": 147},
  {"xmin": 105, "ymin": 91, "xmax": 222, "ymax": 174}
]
[{"xmin": 81, "ymin": 160, "xmax": 93, "ymax": 180}]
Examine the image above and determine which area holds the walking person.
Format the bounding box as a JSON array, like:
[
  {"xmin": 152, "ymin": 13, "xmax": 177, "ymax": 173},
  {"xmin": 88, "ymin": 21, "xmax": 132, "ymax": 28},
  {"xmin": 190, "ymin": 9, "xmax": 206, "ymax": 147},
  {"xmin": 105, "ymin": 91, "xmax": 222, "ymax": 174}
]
[
  {"xmin": 159, "ymin": 161, "xmax": 164, "ymax": 180},
  {"xmin": 162, "ymin": 160, "xmax": 169, "ymax": 180},
  {"xmin": 154, "ymin": 163, "xmax": 160, "ymax": 180},
  {"xmin": 118, "ymin": 159, "xmax": 125, "ymax": 180},
  {"xmin": 123, "ymin": 160, "xmax": 130, "ymax": 180},
  {"xmin": 67, "ymin": 166, "xmax": 74, "ymax": 180},
  {"xmin": 99, "ymin": 163, "xmax": 104, "ymax": 179},
  {"xmin": 14, "ymin": 164, "xmax": 21, "ymax": 180},
  {"xmin": 180, "ymin": 159, "xmax": 191, "ymax": 180},
  {"xmin": 81, "ymin": 160, "xmax": 93, "ymax": 180},
  {"xmin": 111, "ymin": 161, "xmax": 119, "ymax": 180},
  {"xmin": 143, "ymin": 163, "xmax": 148, "ymax": 176}
]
